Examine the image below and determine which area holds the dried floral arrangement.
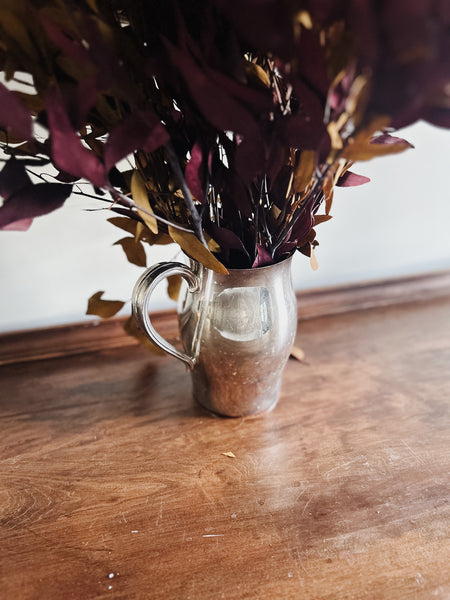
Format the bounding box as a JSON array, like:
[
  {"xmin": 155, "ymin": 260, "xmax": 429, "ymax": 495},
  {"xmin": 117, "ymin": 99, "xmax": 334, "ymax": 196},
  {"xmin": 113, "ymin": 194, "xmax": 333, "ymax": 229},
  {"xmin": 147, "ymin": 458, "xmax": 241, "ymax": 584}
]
[{"xmin": 1, "ymin": 1, "xmax": 449, "ymax": 316}]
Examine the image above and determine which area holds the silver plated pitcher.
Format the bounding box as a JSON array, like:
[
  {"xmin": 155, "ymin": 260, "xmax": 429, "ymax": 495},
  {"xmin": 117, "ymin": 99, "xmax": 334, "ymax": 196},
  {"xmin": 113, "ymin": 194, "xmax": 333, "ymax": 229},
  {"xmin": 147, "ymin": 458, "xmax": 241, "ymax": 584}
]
[{"xmin": 132, "ymin": 254, "xmax": 297, "ymax": 416}]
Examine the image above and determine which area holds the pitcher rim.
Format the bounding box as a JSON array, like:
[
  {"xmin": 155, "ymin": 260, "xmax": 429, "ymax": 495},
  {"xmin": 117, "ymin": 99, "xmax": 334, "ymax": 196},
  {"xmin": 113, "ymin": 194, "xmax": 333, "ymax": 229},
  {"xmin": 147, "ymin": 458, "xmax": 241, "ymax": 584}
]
[{"xmin": 188, "ymin": 251, "xmax": 294, "ymax": 274}]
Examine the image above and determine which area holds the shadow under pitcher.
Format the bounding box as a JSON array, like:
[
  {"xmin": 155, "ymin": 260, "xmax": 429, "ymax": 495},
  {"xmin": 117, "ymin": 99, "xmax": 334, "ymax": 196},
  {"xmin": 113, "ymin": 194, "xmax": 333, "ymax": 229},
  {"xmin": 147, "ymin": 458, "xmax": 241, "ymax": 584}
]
[{"xmin": 132, "ymin": 254, "xmax": 297, "ymax": 417}]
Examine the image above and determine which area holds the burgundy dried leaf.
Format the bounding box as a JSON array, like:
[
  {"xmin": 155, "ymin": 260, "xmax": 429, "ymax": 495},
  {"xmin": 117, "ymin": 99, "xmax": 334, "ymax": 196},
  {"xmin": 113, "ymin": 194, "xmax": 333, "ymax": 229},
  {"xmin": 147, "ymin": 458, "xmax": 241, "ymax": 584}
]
[
  {"xmin": 337, "ymin": 171, "xmax": 371, "ymax": 187},
  {"xmin": 206, "ymin": 68, "xmax": 273, "ymax": 114},
  {"xmin": 62, "ymin": 78, "xmax": 99, "ymax": 129},
  {"xmin": 269, "ymin": 165, "xmax": 292, "ymax": 208},
  {"xmin": 266, "ymin": 140, "xmax": 289, "ymax": 186},
  {"xmin": 80, "ymin": 13, "xmax": 131, "ymax": 93},
  {"xmin": 1, "ymin": 218, "xmax": 34, "ymax": 231},
  {"xmin": 274, "ymin": 241, "xmax": 297, "ymax": 261},
  {"xmin": 294, "ymin": 28, "xmax": 330, "ymax": 98},
  {"xmin": 423, "ymin": 106, "xmax": 450, "ymax": 128},
  {"xmin": 164, "ymin": 40, "xmax": 262, "ymax": 159},
  {"xmin": 46, "ymin": 88, "xmax": 105, "ymax": 187},
  {"xmin": 252, "ymin": 244, "xmax": 273, "ymax": 268},
  {"xmin": 371, "ymin": 133, "xmax": 414, "ymax": 148},
  {"xmin": 235, "ymin": 137, "xmax": 265, "ymax": 184},
  {"xmin": 228, "ymin": 175, "xmax": 253, "ymax": 217},
  {"xmin": 0, "ymin": 82, "xmax": 33, "ymax": 141},
  {"xmin": 208, "ymin": 223, "xmax": 248, "ymax": 252},
  {"xmin": 289, "ymin": 208, "xmax": 314, "ymax": 247},
  {"xmin": 213, "ymin": 0, "xmax": 295, "ymax": 59},
  {"xmin": 185, "ymin": 143, "xmax": 205, "ymax": 203},
  {"xmin": 104, "ymin": 111, "xmax": 169, "ymax": 173},
  {"xmin": 327, "ymin": 65, "xmax": 357, "ymax": 116},
  {"xmin": 0, "ymin": 159, "xmax": 32, "ymax": 200},
  {"xmin": 41, "ymin": 13, "xmax": 125, "ymax": 93},
  {"xmin": 40, "ymin": 15, "xmax": 91, "ymax": 65},
  {"xmin": 278, "ymin": 112, "xmax": 327, "ymax": 150},
  {"xmin": 0, "ymin": 183, "xmax": 72, "ymax": 230}
]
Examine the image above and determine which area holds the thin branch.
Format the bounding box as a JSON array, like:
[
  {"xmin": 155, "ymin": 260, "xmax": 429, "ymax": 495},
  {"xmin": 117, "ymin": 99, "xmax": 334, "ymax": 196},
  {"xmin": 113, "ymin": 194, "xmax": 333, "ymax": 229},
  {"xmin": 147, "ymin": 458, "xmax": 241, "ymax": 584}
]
[
  {"xmin": 105, "ymin": 184, "xmax": 196, "ymax": 235},
  {"xmin": 12, "ymin": 76, "xmax": 35, "ymax": 87},
  {"xmin": 22, "ymin": 165, "xmax": 196, "ymax": 234},
  {"xmin": 165, "ymin": 142, "xmax": 207, "ymax": 246},
  {"xmin": 72, "ymin": 190, "xmax": 114, "ymax": 202},
  {"xmin": 25, "ymin": 167, "xmax": 60, "ymax": 183}
]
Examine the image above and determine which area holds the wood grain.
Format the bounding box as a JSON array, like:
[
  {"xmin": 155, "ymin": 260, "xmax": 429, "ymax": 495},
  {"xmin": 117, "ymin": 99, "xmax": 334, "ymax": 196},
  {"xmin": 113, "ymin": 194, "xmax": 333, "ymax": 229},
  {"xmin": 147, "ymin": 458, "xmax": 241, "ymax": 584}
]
[
  {"xmin": 0, "ymin": 296, "xmax": 449, "ymax": 599},
  {"xmin": 1, "ymin": 269, "xmax": 450, "ymax": 366}
]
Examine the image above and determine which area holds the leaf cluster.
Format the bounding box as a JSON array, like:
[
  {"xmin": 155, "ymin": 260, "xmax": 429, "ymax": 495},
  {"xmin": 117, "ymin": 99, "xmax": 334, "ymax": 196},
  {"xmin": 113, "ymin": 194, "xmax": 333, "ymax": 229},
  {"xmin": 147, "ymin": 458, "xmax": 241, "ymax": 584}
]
[{"xmin": 0, "ymin": 0, "xmax": 448, "ymax": 279}]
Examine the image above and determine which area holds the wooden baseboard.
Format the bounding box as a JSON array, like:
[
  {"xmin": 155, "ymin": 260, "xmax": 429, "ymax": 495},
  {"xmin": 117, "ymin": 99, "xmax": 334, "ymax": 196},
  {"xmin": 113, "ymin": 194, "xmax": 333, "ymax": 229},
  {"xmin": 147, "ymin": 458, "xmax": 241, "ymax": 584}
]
[
  {"xmin": 1, "ymin": 269, "xmax": 450, "ymax": 366},
  {"xmin": 296, "ymin": 268, "xmax": 450, "ymax": 320}
]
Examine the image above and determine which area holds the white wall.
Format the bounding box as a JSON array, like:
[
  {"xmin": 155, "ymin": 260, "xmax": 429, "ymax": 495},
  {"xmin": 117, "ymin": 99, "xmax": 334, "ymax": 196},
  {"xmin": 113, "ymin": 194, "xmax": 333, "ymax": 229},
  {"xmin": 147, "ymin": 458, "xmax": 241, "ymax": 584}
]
[{"xmin": 1, "ymin": 121, "xmax": 450, "ymax": 332}]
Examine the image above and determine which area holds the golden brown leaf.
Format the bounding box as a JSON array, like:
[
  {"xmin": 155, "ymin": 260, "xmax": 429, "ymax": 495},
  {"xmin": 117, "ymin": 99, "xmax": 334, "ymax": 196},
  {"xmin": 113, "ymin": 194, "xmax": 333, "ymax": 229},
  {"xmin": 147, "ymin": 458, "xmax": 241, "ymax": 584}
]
[
  {"xmin": 12, "ymin": 91, "xmax": 44, "ymax": 115},
  {"xmin": 313, "ymin": 214, "xmax": 333, "ymax": 226},
  {"xmin": 345, "ymin": 74, "xmax": 371, "ymax": 127},
  {"xmin": 205, "ymin": 234, "xmax": 221, "ymax": 254},
  {"xmin": 131, "ymin": 170, "xmax": 159, "ymax": 234},
  {"xmin": 0, "ymin": 129, "xmax": 26, "ymax": 144},
  {"xmin": 222, "ymin": 451, "xmax": 236, "ymax": 458},
  {"xmin": 0, "ymin": 10, "xmax": 35, "ymax": 58},
  {"xmin": 2, "ymin": 56, "xmax": 15, "ymax": 82},
  {"xmin": 296, "ymin": 10, "xmax": 313, "ymax": 30},
  {"xmin": 342, "ymin": 117, "xmax": 411, "ymax": 162},
  {"xmin": 85, "ymin": 0, "xmax": 98, "ymax": 12},
  {"xmin": 135, "ymin": 221, "xmax": 145, "ymax": 241},
  {"xmin": 167, "ymin": 274, "xmax": 182, "ymax": 302},
  {"xmin": 327, "ymin": 121, "xmax": 344, "ymax": 151},
  {"xmin": 95, "ymin": 94, "xmax": 121, "ymax": 124},
  {"xmin": 322, "ymin": 171, "xmax": 334, "ymax": 215},
  {"xmin": 168, "ymin": 226, "xmax": 228, "ymax": 274},
  {"xmin": 271, "ymin": 205, "xmax": 281, "ymax": 220},
  {"xmin": 86, "ymin": 291, "xmax": 125, "ymax": 318},
  {"xmin": 55, "ymin": 55, "xmax": 94, "ymax": 83},
  {"xmin": 114, "ymin": 237, "xmax": 147, "ymax": 267},
  {"xmin": 293, "ymin": 150, "xmax": 315, "ymax": 194},
  {"xmin": 244, "ymin": 61, "xmax": 270, "ymax": 88},
  {"xmin": 84, "ymin": 136, "xmax": 104, "ymax": 158}
]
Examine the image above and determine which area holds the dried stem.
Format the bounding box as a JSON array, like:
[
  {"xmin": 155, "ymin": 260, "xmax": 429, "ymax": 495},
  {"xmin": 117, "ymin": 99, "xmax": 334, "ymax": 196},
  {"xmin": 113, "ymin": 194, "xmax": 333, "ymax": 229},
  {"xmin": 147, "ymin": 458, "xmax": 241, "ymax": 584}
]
[
  {"xmin": 105, "ymin": 185, "xmax": 196, "ymax": 234},
  {"xmin": 165, "ymin": 142, "xmax": 207, "ymax": 247}
]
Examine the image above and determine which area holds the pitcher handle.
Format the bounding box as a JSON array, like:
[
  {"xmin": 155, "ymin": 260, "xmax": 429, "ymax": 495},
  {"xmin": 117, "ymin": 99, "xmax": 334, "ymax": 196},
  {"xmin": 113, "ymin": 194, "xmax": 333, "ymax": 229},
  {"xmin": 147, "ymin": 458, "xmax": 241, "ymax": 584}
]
[{"xmin": 132, "ymin": 262, "xmax": 200, "ymax": 369}]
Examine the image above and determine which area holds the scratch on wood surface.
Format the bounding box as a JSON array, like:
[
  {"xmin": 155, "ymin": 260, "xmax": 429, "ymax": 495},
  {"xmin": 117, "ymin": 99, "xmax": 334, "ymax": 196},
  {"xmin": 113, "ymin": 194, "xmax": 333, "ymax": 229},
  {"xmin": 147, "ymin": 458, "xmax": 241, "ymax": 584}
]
[
  {"xmin": 298, "ymin": 557, "xmax": 311, "ymax": 577},
  {"xmin": 401, "ymin": 439, "xmax": 425, "ymax": 466},
  {"xmin": 380, "ymin": 457, "xmax": 394, "ymax": 476},
  {"xmin": 286, "ymin": 547, "xmax": 310, "ymax": 583},
  {"xmin": 195, "ymin": 480, "xmax": 215, "ymax": 505},
  {"xmin": 156, "ymin": 498, "xmax": 163, "ymax": 526},
  {"xmin": 322, "ymin": 455, "xmax": 366, "ymax": 479},
  {"xmin": 295, "ymin": 487, "xmax": 308, "ymax": 503},
  {"xmin": 202, "ymin": 534, "xmax": 224, "ymax": 538},
  {"xmin": 301, "ymin": 495, "xmax": 314, "ymax": 516}
]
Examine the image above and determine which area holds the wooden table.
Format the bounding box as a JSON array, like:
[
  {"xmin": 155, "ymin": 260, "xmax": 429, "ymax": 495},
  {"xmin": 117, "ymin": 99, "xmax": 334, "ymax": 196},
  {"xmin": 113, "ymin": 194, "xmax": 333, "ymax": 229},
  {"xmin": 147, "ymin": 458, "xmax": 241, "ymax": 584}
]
[{"xmin": 1, "ymin": 290, "xmax": 449, "ymax": 599}]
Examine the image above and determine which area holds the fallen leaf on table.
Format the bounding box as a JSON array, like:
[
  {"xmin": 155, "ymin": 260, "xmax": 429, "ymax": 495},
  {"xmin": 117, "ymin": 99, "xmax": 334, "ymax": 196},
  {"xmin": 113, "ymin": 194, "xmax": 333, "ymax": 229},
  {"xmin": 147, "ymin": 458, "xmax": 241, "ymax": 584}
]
[{"xmin": 290, "ymin": 345, "xmax": 306, "ymax": 362}]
